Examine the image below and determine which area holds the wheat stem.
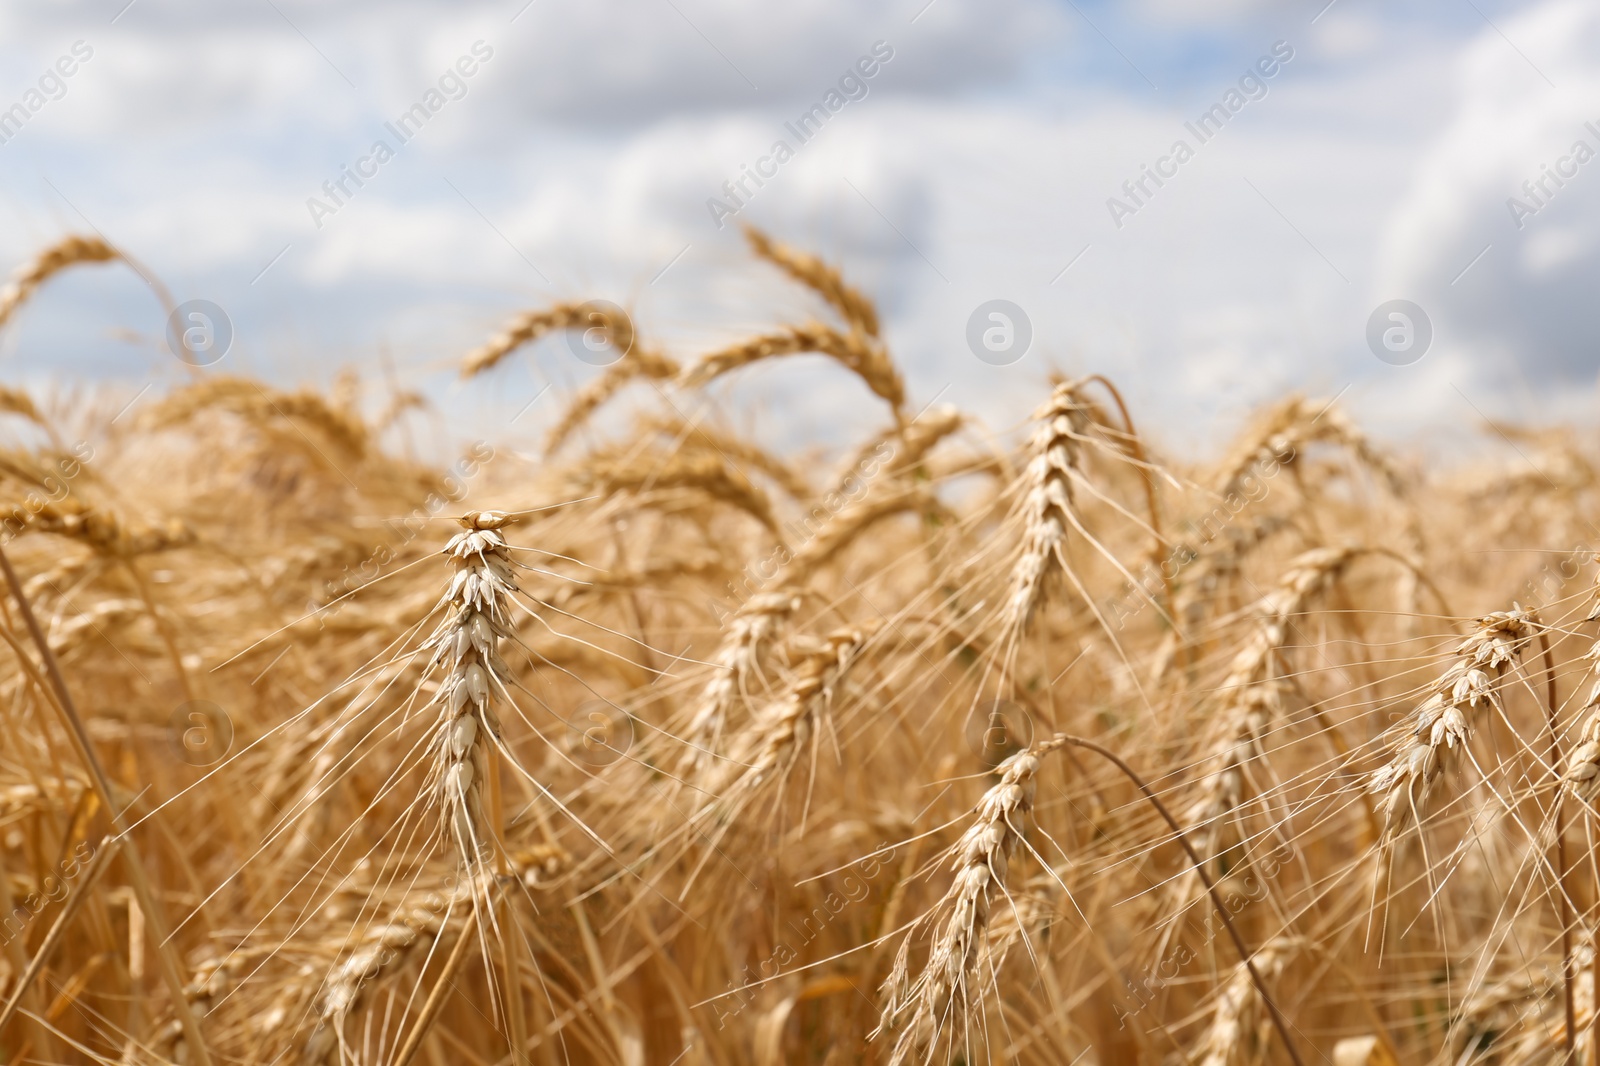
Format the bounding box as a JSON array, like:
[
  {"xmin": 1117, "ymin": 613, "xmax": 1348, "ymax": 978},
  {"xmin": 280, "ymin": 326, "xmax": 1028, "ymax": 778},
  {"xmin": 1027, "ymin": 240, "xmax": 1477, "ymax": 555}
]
[
  {"xmin": 1540, "ymin": 626, "xmax": 1578, "ymax": 1064},
  {"xmin": 0, "ymin": 543, "xmax": 215, "ymax": 1066},
  {"xmin": 1046, "ymin": 733, "xmax": 1307, "ymax": 1066},
  {"xmin": 0, "ymin": 835, "xmax": 115, "ymax": 1034},
  {"xmin": 390, "ymin": 896, "xmax": 480, "ymax": 1066}
]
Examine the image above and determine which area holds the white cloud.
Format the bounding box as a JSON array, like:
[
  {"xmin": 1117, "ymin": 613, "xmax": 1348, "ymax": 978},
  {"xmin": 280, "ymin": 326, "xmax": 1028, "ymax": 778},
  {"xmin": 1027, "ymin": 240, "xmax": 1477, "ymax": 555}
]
[
  {"xmin": 1, "ymin": 0, "xmax": 1596, "ymax": 456},
  {"xmin": 1376, "ymin": 0, "xmax": 1600, "ymax": 395}
]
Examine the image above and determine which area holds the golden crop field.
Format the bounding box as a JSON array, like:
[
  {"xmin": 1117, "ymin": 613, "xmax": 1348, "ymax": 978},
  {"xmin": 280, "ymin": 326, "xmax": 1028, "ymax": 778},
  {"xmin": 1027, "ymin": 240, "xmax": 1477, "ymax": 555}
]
[{"xmin": 0, "ymin": 228, "xmax": 1594, "ymax": 1066}]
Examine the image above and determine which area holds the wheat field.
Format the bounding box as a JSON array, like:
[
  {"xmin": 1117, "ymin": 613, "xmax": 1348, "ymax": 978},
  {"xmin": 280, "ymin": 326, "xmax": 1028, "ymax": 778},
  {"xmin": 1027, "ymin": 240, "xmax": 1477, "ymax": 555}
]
[{"xmin": 0, "ymin": 227, "xmax": 1593, "ymax": 1066}]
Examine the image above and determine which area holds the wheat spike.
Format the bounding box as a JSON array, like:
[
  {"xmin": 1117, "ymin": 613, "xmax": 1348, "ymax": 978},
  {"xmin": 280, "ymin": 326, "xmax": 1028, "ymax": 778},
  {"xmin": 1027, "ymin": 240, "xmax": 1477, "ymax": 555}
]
[
  {"xmin": 1189, "ymin": 547, "xmax": 1363, "ymax": 857},
  {"xmin": 876, "ymin": 743, "xmax": 1053, "ymax": 1065},
  {"xmin": 743, "ymin": 225, "xmax": 880, "ymax": 337},
  {"xmin": 3, "ymin": 497, "xmax": 194, "ymax": 557},
  {"xmin": 582, "ymin": 448, "xmax": 780, "ymax": 532},
  {"xmin": 423, "ymin": 510, "xmax": 518, "ymax": 869},
  {"xmin": 142, "ymin": 375, "xmax": 370, "ymax": 457},
  {"xmin": 1368, "ymin": 609, "xmax": 1534, "ymax": 837},
  {"xmin": 544, "ymin": 346, "xmax": 681, "ymax": 455},
  {"xmin": 639, "ymin": 414, "xmax": 813, "ymax": 501},
  {"xmin": 1191, "ymin": 938, "xmax": 1300, "ymax": 1066},
  {"xmin": 679, "ymin": 323, "xmax": 905, "ymax": 420},
  {"xmin": 715, "ymin": 625, "xmax": 873, "ymax": 796},
  {"xmin": 300, "ymin": 878, "xmax": 477, "ymax": 1064},
  {"xmin": 0, "ymin": 235, "xmax": 120, "ymax": 330},
  {"xmin": 461, "ymin": 301, "xmax": 634, "ymax": 378},
  {"xmin": 682, "ymin": 590, "xmax": 801, "ymax": 762},
  {"xmin": 1001, "ymin": 381, "xmax": 1095, "ymax": 641}
]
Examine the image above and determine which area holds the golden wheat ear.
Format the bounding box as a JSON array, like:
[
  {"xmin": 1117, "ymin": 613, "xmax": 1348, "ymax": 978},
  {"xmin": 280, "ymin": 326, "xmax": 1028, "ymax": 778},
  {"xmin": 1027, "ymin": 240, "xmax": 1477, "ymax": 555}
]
[
  {"xmin": 1367, "ymin": 609, "xmax": 1535, "ymax": 841},
  {"xmin": 0, "ymin": 235, "xmax": 119, "ymax": 330},
  {"xmin": 0, "ymin": 234, "xmax": 177, "ymax": 345},
  {"xmin": 1191, "ymin": 937, "xmax": 1301, "ymax": 1066},
  {"xmin": 677, "ymin": 322, "xmax": 906, "ymax": 422},
  {"xmin": 423, "ymin": 510, "xmax": 521, "ymax": 871},
  {"xmin": 875, "ymin": 739, "xmax": 1069, "ymax": 1066},
  {"xmin": 742, "ymin": 224, "xmax": 880, "ymax": 338},
  {"xmin": 460, "ymin": 301, "xmax": 629, "ymax": 378},
  {"xmin": 543, "ymin": 346, "xmax": 679, "ymax": 455}
]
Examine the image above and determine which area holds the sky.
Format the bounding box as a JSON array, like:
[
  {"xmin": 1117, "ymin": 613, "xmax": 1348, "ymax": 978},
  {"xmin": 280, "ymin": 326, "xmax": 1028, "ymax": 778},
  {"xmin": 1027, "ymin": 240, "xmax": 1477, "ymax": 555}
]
[{"xmin": 0, "ymin": 0, "xmax": 1596, "ymax": 458}]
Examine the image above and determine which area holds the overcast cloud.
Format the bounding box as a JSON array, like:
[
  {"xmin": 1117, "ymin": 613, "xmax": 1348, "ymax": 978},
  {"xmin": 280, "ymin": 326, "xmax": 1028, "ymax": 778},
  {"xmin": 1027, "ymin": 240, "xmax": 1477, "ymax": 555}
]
[{"xmin": 0, "ymin": 0, "xmax": 1591, "ymax": 455}]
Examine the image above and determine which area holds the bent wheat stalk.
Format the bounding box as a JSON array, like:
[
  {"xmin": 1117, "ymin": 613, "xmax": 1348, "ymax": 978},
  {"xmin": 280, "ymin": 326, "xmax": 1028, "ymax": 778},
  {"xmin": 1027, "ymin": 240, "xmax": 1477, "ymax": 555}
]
[
  {"xmin": 743, "ymin": 224, "xmax": 880, "ymax": 337},
  {"xmin": 874, "ymin": 732, "xmax": 1307, "ymax": 1066},
  {"xmin": 1054, "ymin": 734, "xmax": 1308, "ymax": 1066},
  {"xmin": 461, "ymin": 301, "xmax": 634, "ymax": 378},
  {"xmin": 678, "ymin": 323, "xmax": 905, "ymax": 423},
  {"xmin": 0, "ymin": 235, "xmax": 119, "ymax": 330}
]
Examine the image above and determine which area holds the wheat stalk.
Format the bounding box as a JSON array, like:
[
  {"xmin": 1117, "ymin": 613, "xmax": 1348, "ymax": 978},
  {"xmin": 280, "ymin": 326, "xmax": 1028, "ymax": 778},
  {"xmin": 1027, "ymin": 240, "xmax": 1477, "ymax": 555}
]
[{"xmin": 1191, "ymin": 937, "xmax": 1300, "ymax": 1066}]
